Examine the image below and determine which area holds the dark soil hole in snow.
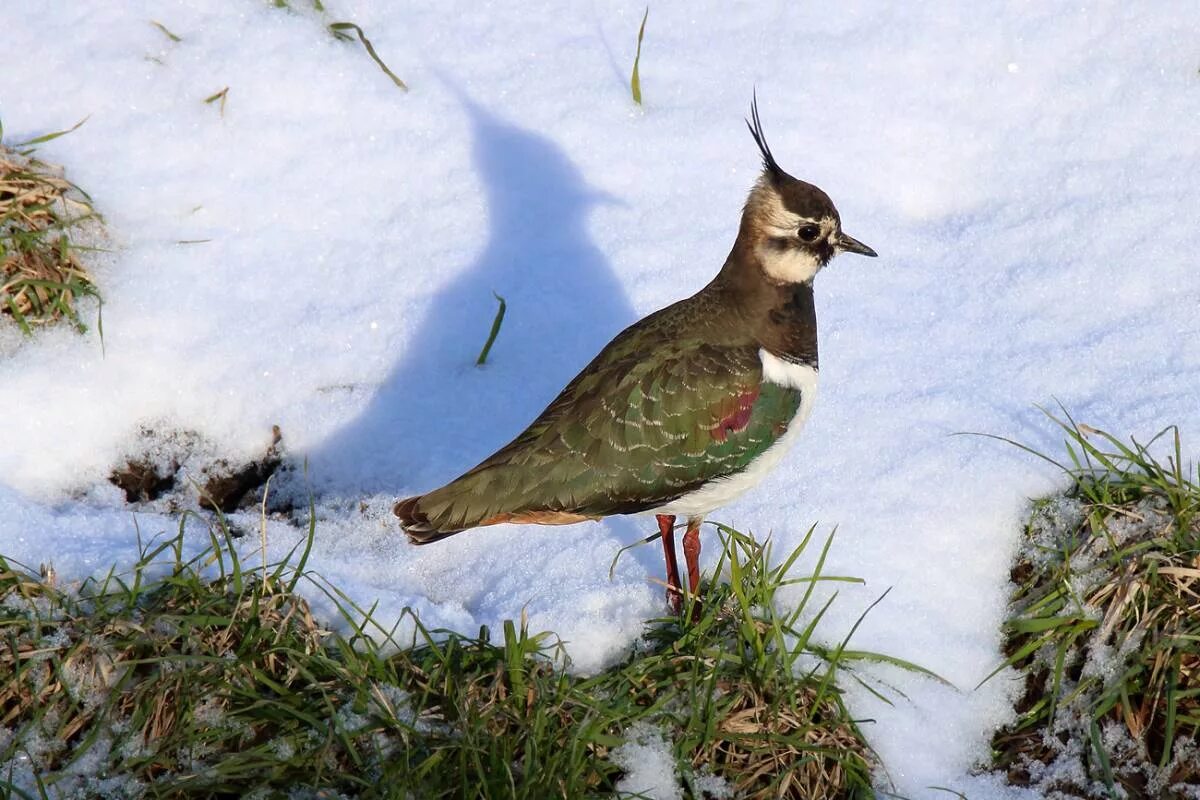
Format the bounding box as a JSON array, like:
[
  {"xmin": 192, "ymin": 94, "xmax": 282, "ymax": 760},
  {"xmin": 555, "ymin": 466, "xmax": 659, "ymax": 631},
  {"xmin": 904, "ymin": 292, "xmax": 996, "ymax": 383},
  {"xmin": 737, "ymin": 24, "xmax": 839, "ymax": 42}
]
[
  {"xmin": 110, "ymin": 458, "xmax": 177, "ymax": 503},
  {"xmin": 197, "ymin": 425, "xmax": 284, "ymax": 513},
  {"xmin": 108, "ymin": 425, "xmax": 285, "ymax": 514}
]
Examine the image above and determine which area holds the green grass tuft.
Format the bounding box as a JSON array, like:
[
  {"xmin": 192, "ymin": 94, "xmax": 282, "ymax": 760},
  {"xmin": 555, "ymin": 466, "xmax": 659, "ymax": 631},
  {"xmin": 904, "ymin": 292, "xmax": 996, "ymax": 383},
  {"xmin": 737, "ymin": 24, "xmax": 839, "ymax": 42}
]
[
  {"xmin": 985, "ymin": 412, "xmax": 1200, "ymax": 798},
  {"xmin": 0, "ymin": 513, "xmax": 915, "ymax": 798}
]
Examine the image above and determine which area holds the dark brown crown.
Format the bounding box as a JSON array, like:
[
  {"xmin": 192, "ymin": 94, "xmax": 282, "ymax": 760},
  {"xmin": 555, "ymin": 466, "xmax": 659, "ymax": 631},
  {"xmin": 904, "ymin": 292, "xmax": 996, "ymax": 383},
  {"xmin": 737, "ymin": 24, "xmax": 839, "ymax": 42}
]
[{"xmin": 744, "ymin": 95, "xmax": 839, "ymax": 223}]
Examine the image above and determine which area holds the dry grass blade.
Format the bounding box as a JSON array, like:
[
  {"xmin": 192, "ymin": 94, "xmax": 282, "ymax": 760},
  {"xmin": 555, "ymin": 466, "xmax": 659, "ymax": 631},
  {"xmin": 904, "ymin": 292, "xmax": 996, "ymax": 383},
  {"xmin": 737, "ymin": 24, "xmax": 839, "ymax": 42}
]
[{"xmin": 702, "ymin": 684, "xmax": 870, "ymax": 799}]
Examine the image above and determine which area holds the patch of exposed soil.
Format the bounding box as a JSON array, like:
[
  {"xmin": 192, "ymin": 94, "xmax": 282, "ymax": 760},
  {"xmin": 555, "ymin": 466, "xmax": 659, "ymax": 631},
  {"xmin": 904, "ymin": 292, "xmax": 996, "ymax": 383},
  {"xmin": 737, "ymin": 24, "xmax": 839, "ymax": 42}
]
[
  {"xmin": 108, "ymin": 425, "xmax": 285, "ymax": 515},
  {"xmin": 198, "ymin": 425, "xmax": 283, "ymax": 513}
]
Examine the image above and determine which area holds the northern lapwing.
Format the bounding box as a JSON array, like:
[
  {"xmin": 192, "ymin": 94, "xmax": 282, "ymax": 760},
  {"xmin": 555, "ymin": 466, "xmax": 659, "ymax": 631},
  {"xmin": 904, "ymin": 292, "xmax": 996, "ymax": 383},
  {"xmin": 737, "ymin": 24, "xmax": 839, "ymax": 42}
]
[{"xmin": 395, "ymin": 99, "xmax": 877, "ymax": 617}]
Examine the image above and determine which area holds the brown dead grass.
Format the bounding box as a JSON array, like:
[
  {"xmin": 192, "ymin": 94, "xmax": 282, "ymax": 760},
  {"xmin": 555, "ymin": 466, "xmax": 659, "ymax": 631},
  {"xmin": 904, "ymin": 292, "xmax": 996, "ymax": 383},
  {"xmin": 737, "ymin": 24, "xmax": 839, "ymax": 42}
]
[
  {"xmin": 0, "ymin": 146, "xmax": 100, "ymax": 331},
  {"xmin": 705, "ymin": 682, "xmax": 871, "ymax": 799}
]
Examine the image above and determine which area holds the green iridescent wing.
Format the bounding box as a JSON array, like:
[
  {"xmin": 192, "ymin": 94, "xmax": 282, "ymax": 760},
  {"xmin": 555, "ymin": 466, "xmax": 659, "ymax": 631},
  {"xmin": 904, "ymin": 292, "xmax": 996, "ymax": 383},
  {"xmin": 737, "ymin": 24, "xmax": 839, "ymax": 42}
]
[{"xmin": 413, "ymin": 327, "xmax": 803, "ymax": 532}]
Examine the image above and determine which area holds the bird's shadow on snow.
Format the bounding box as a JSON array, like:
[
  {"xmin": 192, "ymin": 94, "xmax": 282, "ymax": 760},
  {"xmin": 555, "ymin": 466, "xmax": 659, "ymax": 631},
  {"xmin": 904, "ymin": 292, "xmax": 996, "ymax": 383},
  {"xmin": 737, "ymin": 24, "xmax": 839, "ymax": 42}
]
[{"xmin": 298, "ymin": 89, "xmax": 667, "ymax": 579}]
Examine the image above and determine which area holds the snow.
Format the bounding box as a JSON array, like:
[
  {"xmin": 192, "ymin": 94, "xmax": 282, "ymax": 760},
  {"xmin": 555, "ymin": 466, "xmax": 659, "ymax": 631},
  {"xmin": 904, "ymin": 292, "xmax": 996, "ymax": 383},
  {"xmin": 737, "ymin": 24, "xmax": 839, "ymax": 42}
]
[
  {"xmin": 612, "ymin": 722, "xmax": 683, "ymax": 800},
  {"xmin": 3, "ymin": 1, "xmax": 1200, "ymax": 797}
]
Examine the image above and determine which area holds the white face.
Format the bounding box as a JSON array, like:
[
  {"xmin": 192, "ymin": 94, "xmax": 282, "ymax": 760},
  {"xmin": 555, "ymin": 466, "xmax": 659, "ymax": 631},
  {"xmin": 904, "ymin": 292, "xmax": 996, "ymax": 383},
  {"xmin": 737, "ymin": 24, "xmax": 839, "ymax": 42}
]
[{"xmin": 756, "ymin": 208, "xmax": 839, "ymax": 285}]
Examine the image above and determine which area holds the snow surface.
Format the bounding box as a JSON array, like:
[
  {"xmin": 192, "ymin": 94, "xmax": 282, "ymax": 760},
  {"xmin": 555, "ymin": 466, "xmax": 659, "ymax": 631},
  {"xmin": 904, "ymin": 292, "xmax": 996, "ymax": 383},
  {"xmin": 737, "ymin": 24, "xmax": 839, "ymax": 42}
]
[
  {"xmin": 612, "ymin": 722, "xmax": 684, "ymax": 800},
  {"xmin": 3, "ymin": 1, "xmax": 1200, "ymax": 797}
]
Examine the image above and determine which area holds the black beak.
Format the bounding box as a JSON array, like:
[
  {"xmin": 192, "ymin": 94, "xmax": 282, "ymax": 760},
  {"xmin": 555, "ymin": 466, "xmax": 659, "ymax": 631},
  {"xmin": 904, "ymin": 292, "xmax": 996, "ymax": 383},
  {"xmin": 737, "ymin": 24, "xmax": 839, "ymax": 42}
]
[{"xmin": 837, "ymin": 233, "xmax": 878, "ymax": 258}]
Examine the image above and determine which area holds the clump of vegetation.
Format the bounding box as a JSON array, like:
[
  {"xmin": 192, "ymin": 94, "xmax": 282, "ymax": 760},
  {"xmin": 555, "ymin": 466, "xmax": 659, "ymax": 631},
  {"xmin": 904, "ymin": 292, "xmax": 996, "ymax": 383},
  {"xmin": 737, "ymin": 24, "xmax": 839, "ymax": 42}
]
[
  {"xmin": 987, "ymin": 415, "xmax": 1200, "ymax": 798},
  {"xmin": 606, "ymin": 524, "xmax": 895, "ymax": 799},
  {"xmin": 0, "ymin": 512, "xmax": 915, "ymax": 798},
  {"xmin": 0, "ymin": 122, "xmax": 103, "ymax": 335}
]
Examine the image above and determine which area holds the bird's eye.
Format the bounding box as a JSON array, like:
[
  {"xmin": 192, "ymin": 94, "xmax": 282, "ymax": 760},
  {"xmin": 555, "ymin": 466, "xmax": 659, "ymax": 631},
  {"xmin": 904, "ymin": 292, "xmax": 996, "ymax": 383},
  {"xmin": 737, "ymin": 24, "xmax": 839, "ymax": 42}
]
[{"xmin": 797, "ymin": 224, "xmax": 820, "ymax": 242}]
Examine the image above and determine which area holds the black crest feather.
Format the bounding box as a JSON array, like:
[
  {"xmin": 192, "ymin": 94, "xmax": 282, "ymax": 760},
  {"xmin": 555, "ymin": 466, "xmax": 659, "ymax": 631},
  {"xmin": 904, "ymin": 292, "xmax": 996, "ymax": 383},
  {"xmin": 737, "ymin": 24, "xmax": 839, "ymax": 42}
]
[{"xmin": 746, "ymin": 91, "xmax": 783, "ymax": 179}]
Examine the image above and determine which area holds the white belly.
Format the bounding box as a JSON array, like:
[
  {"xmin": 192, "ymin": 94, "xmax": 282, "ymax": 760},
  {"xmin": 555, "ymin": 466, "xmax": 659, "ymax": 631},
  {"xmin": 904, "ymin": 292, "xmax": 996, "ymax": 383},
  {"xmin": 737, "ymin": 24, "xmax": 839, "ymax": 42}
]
[{"xmin": 648, "ymin": 350, "xmax": 818, "ymax": 520}]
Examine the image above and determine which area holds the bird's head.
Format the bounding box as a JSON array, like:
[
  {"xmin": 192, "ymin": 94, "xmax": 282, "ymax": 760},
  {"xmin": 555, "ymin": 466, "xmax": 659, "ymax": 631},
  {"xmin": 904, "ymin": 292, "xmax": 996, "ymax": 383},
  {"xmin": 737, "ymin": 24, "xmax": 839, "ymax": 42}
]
[{"xmin": 737, "ymin": 99, "xmax": 876, "ymax": 285}]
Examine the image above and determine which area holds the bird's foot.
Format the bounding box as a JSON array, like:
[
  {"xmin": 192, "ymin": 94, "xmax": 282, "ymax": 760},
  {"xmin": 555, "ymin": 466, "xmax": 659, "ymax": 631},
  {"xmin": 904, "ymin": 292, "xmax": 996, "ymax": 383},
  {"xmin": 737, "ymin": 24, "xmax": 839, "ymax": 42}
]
[{"xmin": 667, "ymin": 586, "xmax": 684, "ymax": 617}]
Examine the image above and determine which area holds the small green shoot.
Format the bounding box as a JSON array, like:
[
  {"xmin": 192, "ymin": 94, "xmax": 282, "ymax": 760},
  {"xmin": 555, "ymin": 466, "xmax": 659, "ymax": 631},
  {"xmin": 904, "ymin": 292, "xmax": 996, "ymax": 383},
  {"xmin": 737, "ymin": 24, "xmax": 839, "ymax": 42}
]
[
  {"xmin": 267, "ymin": 2, "xmax": 404, "ymax": 89},
  {"xmin": 329, "ymin": 22, "xmax": 408, "ymax": 91},
  {"xmin": 273, "ymin": 0, "xmax": 326, "ymax": 10},
  {"xmin": 630, "ymin": 7, "xmax": 649, "ymax": 105},
  {"xmin": 475, "ymin": 290, "xmax": 507, "ymax": 366}
]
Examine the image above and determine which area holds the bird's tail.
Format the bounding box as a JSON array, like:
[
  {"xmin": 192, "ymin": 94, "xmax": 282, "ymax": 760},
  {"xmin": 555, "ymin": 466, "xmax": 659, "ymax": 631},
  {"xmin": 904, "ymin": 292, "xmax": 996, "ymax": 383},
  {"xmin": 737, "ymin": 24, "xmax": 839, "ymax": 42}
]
[
  {"xmin": 395, "ymin": 472, "xmax": 599, "ymax": 545},
  {"xmin": 393, "ymin": 494, "xmax": 470, "ymax": 545}
]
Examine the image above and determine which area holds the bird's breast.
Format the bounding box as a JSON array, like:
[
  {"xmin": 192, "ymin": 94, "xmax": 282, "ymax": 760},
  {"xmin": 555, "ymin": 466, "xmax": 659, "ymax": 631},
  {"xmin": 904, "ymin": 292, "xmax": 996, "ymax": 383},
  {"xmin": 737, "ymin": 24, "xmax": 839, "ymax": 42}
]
[{"xmin": 649, "ymin": 349, "xmax": 818, "ymax": 519}]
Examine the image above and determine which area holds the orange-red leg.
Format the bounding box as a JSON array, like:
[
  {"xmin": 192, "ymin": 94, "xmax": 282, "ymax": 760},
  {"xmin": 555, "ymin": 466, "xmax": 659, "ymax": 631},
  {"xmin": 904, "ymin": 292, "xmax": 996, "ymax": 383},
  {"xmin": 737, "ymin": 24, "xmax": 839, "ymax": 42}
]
[
  {"xmin": 657, "ymin": 514, "xmax": 682, "ymax": 615},
  {"xmin": 682, "ymin": 518, "xmax": 702, "ymax": 597}
]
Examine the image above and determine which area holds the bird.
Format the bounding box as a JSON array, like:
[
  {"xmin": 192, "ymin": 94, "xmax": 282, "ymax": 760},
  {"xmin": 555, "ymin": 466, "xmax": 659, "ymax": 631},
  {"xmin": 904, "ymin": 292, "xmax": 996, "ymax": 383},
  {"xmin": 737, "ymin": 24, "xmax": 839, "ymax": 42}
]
[{"xmin": 394, "ymin": 98, "xmax": 877, "ymax": 617}]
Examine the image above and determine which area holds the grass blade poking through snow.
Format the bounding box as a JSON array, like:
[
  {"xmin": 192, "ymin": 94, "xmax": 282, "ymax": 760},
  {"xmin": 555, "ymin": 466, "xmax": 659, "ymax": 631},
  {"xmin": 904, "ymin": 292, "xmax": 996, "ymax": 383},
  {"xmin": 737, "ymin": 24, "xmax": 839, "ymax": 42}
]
[
  {"xmin": 630, "ymin": 7, "xmax": 649, "ymax": 105},
  {"xmin": 329, "ymin": 22, "xmax": 408, "ymax": 91},
  {"xmin": 266, "ymin": 3, "xmax": 406, "ymax": 90},
  {"xmin": 204, "ymin": 86, "xmax": 229, "ymax": 116},
  {"xmin": 984, "ymin": 413, "xmax": 1200, "ymax": 797},
  {"xmin": 475, "ymin": 290, "xmax": 507, "ymax": 366},
  {"xmin": 150, "ymin": 20, "xmax": 182, "ymax": 42},
  {"xmin": 11, "ymin": 117, "xmax": 90, "ymax": 154}
]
